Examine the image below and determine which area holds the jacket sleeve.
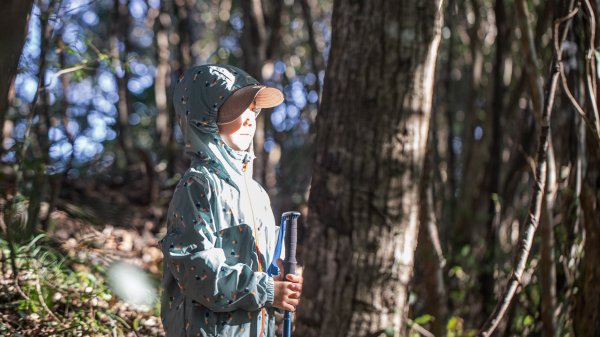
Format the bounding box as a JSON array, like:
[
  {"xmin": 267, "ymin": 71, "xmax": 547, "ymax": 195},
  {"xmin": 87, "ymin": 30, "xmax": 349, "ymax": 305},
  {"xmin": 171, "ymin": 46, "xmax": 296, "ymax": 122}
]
[{"xmin": 160, "ymin": 172, "xmax": 275, "ymax": 312}]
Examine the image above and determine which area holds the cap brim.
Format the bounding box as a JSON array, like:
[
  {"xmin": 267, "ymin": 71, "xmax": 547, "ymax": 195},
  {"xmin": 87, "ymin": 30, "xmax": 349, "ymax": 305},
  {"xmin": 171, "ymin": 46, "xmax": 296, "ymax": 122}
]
[
  {"xmin": 254, "ymin": 87, "xmax": 284, "ymax": 108},
  {"xmin": 217, "ymin": 85, "xmax": 284, "ymax": 125}
]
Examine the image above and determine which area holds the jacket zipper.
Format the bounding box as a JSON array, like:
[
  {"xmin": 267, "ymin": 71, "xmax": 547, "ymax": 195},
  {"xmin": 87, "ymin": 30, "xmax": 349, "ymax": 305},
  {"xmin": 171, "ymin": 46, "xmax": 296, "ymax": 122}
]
[{"xmin": 242, "ymin": 162, "xmax": 266, "ymax": 337}]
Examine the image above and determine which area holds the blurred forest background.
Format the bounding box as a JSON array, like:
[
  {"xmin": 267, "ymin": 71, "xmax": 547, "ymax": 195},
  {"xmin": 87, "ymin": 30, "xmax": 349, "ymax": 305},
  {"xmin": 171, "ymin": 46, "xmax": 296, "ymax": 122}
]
[{"xmin": 0, "ymin": 0, "xmax": 599, "ymax": 336}]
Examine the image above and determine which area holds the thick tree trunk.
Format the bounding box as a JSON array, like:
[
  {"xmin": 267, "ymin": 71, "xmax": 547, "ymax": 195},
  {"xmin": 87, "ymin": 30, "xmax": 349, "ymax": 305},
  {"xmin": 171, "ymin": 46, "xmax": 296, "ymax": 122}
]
[{"xmin": 295, "ymin": 1, "xmax": 444, "ymax": 336}]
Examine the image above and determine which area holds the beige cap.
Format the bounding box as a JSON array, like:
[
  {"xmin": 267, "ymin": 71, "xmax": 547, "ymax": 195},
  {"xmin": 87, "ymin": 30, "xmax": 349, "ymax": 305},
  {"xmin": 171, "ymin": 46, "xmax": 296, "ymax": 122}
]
[{"xmin": 217, "ymin": 85, "xmax": 284, "ymax": 125}]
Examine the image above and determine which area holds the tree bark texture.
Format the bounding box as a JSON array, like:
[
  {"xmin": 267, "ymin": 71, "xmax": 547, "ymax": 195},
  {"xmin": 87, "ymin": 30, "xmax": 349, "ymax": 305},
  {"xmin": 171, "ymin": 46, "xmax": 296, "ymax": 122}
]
[
  {"xmin": 574, "ymin": 141, "xmax": 600, "ymax": 337},
  {"xmin": 154, "ymin": 0, "xmax": 178, "ymax": 177},
  {"xmin": 294, "ymin": 1, "xmax": 444, "ymax": 336},
  {"xmin": 0, "ymin": 0, "xmax": 35, "ymax": 156}
]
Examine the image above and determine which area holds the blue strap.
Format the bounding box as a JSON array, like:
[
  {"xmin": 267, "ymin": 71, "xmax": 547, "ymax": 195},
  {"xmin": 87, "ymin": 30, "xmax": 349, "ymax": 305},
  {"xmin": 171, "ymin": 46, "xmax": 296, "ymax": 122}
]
[{"xmin": 267, "ymin": 217, "xmax": 286, "ymax": 276}]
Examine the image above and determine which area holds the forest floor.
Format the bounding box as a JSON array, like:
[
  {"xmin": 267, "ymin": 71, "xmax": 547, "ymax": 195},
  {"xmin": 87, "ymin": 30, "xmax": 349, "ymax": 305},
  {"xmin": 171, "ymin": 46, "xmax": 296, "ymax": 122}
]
[
  {"xmin": 0, "ymin": 207, "xmax": 166, "ymax": 337},
  {"xmin": 0, "ymin": 169, "xmax": 292, "ymax": 336}
]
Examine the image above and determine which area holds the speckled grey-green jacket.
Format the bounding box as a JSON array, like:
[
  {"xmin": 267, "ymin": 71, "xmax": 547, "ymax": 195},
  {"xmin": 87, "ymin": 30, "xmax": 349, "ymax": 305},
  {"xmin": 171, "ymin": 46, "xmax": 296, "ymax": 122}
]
[{"xmin": 160, "ymin": 64, "xmax": 280, "ymax": 337}]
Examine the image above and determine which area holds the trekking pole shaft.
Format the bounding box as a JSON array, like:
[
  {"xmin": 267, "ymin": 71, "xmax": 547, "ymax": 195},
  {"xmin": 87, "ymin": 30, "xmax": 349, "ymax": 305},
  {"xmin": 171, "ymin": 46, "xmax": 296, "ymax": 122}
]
[{"xmin": 282, "ymin": 211, "xmax": 300, "ymax": 337}]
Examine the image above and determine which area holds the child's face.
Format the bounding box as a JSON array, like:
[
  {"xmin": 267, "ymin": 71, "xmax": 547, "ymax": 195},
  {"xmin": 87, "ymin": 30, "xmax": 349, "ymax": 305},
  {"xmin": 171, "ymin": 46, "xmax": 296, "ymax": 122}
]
[{"xmin": 218, "ymin": 102, "xmax": 258, "ymax": 151}]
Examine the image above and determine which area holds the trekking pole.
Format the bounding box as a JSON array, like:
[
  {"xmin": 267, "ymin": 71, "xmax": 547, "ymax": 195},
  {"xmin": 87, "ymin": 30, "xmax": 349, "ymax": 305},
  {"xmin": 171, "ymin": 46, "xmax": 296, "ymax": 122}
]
[{"xmin": 282, "ymin": 211, "xmax": 300, "ymax": 337}]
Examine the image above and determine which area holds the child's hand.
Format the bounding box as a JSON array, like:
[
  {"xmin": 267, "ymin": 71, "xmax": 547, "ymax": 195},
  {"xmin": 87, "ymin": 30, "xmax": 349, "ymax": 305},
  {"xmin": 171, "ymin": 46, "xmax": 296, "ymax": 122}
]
[
  {"xmin": 273, "ymin": 280, "xmax": 300, "ymax": 311},
  {"xmin": 272, "ymin": 259, "xmax": 304, "ymax": 311},
  {"xmin": 284, "ymin": 273, "xmax": 303, "ymax": 297}
]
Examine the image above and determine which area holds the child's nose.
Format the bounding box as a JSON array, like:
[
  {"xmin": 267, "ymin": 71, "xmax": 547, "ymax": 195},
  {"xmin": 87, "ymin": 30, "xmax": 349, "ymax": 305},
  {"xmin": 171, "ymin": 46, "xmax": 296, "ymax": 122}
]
[{"xmin": 243, "ymin": 117, "xmax": 254, "ymax": 127}]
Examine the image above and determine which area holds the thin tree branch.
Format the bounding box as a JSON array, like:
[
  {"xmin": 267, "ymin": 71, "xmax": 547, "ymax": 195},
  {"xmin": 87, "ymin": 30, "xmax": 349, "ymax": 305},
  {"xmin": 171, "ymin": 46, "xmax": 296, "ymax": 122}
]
[
  {"xmin": 35, "ymin": 276, "xmax": 62, "ymax": 324},
  {"xmin": 408, "ymin": 320, "xmax": 436, "ymax": 337},
  {"xmin": 556, "ymin": 17, "xmax": 600, "ymax": 146},
  {"xmin": 515, "ymin": 1, "xmax": 558, "ymax": 335},
  {"xmin": 559, "ymin": 65, "xmax": 599, "ymax": 140}
]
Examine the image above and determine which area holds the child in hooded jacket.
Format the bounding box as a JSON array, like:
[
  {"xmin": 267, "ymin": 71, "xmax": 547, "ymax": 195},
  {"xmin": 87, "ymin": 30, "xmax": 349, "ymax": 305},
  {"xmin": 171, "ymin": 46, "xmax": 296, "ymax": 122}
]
[{"xmin": 160, "ymin": 64, "xmax": 303, "ymax": 337}]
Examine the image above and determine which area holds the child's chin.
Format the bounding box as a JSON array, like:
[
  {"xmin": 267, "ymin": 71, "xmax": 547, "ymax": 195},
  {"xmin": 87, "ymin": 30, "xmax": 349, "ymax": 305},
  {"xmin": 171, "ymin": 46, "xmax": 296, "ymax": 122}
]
[{"xmin": 232, "ymin": 142, "xmax": 251, "ymax": 151}]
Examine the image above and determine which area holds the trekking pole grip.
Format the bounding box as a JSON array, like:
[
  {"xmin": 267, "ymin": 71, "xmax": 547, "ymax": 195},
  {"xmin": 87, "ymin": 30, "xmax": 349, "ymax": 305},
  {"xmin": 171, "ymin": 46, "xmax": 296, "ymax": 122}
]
[{"xmin": 283, "ymin": 211, "xmax": 300, "ymax": 277}]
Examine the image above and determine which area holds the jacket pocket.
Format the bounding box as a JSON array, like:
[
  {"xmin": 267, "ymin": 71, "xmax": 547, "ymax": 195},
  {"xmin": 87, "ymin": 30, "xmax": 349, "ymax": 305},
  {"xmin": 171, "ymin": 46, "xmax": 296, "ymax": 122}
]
[{"xmin": 218, "ymin": 224, "xmax": 260, "ymax": 270}]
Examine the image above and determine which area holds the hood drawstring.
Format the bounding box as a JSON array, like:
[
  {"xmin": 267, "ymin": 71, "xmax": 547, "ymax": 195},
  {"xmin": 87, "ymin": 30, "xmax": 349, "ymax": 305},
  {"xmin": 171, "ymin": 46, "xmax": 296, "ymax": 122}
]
[
  {"xmin": 242, "ymin": 152, "xmax": 251, "ymax": 164},
  {"xmin": 240, "ymin": 151, "xmax": 266, "ymax": 337}
]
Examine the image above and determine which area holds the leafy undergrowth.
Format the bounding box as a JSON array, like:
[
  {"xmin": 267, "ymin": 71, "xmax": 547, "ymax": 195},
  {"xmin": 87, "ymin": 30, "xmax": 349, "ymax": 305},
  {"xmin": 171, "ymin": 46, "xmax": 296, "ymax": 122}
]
[{"xmin": 0, "ymin": 211, "xmax": 165, "ymax": 337}]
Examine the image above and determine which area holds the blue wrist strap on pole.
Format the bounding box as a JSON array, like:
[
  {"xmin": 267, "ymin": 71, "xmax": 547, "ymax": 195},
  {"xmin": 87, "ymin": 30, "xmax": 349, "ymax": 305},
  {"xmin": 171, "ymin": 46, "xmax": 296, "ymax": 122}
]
[{"xmin": 267, "ymin": 216, "xmax": 286, "ymax": 276}]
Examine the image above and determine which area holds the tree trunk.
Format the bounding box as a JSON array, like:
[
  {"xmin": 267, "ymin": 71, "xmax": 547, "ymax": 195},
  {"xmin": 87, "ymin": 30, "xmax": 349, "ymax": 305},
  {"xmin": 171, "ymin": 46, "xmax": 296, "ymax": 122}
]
[
  {"xmin": 439, "ymin": 0, "xmax": 457, "ymax": 238},
  {"xmin": 415, "ymin": 126, "xmax": 448, "ymax": 337},
  {"xmin": 24, "ymin": 1, "xmax": 56, "ymax": 240},
  {"xmin": 154, "ymin": 0, "xmax": 177, "ymax": 177},
  {"xmin": 294, "ymin": 1, "xmax": 444, "ymax": 336},
  {"xmin": 539, "ymin": 141, "xmax": 557, "ymax": 337},
  {"xmin": 111, "ymin": 0, "xmax": 135, "ymax": 167},
  {"xmin": 240, "ymin": 0, "xmax": 284, "ymax": 193},
  {"xmin": 240, "ymin": 0, "xmax": 268, "ymax": 188},
  {"xmin": 299, "ymin": 0, "xmax": 324, "ymax": 99},
  {"xmin": 574, "ymin": 6, "xmax": 600, "ymax": 329},
  {"xmin": 479, "ymin": 0, "xmax": 507, "ymax": 322},
  {"xmin": 574, "ymin": 140, "xmax": 600, "ymax": 337},
  {"xmin": 0, "ymin": 0, "xmax": 35, "ymax": 157},
  {"xmin": 453, "ymin": 0, "xmax": 485, "ymax": 252}
]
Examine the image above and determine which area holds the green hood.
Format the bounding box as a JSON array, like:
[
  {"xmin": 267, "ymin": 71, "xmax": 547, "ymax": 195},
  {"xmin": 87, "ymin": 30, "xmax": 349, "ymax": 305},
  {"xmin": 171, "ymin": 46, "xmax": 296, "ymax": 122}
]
[{"xmin": 173, "ymin": 64, "xmax": 261, "ymax": 190}]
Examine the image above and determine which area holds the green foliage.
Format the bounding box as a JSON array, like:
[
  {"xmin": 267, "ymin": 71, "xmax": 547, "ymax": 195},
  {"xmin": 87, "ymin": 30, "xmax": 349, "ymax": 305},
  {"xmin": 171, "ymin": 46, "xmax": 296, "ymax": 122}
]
[
  {"xmin": 446, "ymin": 316, "xmax": 477, "ymax": 337},
  {"xmin": 448, "ymin": 245, "xmax": 475, "ymax": 304},
  {"xmin": 407, "ymin": 314, "xmax": 434, "ymax": 337},
  {"xmin": 0, "ymin": 234, "xmax": 161, "ymax": 336},
  {"xmin": 414, "ymin": 313, "xmax": 434, "ymax": 325},
  {"xmin": 523, "ymin": 315, "xmax": 534, "ymax": 327}
]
